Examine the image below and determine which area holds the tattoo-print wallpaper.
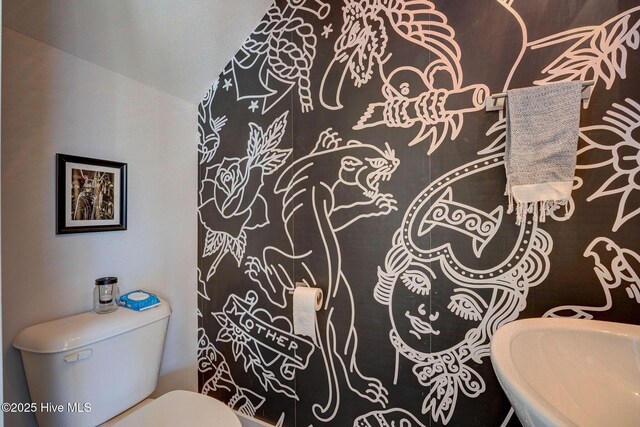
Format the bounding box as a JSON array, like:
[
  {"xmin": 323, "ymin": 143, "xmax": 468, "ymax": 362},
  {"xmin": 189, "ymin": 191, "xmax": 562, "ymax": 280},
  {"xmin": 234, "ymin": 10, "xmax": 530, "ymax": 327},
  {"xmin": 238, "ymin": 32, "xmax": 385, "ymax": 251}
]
[{"xmin": 197, "ymin": 1, "xmax": 640, "ymax": 426}]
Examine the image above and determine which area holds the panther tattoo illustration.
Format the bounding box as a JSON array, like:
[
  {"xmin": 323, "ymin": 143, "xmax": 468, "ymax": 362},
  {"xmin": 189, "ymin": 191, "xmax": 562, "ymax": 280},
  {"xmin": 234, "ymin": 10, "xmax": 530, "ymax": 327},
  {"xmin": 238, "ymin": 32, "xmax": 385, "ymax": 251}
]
[{"xmin": 245, "ymin": 129, "xmax": 399, "ymax": 420}]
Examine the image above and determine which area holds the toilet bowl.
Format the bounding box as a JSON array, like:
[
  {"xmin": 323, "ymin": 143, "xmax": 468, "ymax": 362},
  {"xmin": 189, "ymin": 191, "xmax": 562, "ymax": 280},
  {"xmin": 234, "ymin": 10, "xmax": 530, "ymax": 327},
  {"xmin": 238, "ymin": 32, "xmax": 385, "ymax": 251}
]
[
  {"xmin": 106, "ymin": 390, "xmax": 241, "ymax": 427},
  {"xmin": 14, "ymin": 297, "xmax": 240, "ymax": 426}
]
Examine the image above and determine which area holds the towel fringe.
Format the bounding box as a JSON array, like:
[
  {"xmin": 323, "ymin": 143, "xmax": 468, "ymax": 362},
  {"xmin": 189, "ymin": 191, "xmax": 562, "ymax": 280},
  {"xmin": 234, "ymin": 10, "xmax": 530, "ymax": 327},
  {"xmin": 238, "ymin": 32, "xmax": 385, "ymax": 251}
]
[
  {"xmin": 512, "ymin": 198, "xmax": 570, "ymax": 225},
  {"xmin": 505, "ymin": 181, "xmax": 514, "ymax": 214}
]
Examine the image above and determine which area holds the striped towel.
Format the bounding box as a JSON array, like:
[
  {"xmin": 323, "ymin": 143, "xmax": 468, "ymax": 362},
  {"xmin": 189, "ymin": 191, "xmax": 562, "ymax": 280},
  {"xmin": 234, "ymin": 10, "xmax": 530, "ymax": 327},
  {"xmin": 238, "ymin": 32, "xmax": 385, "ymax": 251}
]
[{"xmin": 505, "ymin": 81, "xmax": 582, "ymax": 225}]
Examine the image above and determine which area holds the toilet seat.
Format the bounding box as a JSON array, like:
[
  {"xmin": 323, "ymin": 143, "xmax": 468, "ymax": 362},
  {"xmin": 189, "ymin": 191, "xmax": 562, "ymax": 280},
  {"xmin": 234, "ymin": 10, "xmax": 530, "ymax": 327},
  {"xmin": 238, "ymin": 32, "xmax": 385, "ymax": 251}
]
[{"xmin": 111, "ymin": 390, "xmax": 242, "ymax": 427}]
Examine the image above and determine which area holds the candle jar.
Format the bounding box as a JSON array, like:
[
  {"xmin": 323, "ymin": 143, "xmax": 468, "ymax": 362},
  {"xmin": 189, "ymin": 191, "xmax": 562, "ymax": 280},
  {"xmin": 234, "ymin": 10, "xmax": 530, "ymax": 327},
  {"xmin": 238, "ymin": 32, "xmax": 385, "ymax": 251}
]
[{"xmin": 94, "ymin": 277, "xmax": 119, "ymax": 314}]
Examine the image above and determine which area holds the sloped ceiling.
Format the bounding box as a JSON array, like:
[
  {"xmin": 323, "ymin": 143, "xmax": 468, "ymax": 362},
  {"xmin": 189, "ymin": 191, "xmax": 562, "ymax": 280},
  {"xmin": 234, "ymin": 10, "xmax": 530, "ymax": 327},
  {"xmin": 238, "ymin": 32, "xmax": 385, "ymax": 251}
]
[{"xmin": 3, "ymin": 0, "xmax": 271, "ymax": 104}]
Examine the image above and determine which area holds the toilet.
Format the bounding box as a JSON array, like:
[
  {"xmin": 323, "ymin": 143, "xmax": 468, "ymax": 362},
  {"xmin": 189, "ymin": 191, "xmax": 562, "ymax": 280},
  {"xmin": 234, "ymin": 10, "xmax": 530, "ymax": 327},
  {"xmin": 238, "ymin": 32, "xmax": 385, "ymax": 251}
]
[{"xmin": 13, "ymin": 298, "xmax": 241, "ymax": 427}]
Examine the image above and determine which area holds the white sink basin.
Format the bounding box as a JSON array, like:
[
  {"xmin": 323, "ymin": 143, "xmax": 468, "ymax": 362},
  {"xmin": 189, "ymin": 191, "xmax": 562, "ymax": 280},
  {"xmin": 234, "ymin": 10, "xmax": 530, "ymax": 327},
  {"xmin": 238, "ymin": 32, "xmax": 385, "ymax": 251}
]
[{"xmin": 491, "ymin": 318, "xmax": 640, "ymax": 427}]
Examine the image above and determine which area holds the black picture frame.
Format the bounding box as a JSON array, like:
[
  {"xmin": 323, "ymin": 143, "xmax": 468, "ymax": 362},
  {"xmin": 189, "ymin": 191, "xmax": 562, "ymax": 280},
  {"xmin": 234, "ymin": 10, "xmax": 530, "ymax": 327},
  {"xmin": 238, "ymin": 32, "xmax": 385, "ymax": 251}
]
[{"xmin": 56, "ymin": 154, "xmax": 127, "ymax": 234}]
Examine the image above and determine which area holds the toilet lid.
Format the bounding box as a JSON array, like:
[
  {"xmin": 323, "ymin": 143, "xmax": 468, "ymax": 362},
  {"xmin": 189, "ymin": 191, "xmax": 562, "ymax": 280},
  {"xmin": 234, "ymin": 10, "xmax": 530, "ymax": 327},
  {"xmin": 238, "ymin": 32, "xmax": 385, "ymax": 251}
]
[{"xmin": 112, "ymin": 390, "xmax": 242, "ymax": 427}]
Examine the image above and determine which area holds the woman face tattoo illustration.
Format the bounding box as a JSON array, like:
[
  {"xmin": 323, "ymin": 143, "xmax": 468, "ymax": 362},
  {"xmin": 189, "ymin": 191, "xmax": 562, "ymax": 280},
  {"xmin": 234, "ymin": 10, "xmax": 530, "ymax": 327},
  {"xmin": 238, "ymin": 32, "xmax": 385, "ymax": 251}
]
[{"xmin": 390, "ymin": 261, "xmax": 496, "ymax": 354}]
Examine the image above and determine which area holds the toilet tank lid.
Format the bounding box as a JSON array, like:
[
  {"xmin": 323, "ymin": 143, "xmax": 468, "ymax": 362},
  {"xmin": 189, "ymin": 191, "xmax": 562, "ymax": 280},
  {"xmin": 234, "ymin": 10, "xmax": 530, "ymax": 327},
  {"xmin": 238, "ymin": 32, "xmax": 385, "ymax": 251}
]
[{"xmin": 13, "ymin": 298, "xmax": 171, "ymax": 354}]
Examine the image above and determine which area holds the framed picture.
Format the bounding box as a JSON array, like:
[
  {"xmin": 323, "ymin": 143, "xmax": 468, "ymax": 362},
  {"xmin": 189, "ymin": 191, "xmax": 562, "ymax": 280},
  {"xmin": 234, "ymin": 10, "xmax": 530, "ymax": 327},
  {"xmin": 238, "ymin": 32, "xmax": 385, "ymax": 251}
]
[{"xmin": 56, "ymin": 154, "xmax": 127, "ymax": 234}]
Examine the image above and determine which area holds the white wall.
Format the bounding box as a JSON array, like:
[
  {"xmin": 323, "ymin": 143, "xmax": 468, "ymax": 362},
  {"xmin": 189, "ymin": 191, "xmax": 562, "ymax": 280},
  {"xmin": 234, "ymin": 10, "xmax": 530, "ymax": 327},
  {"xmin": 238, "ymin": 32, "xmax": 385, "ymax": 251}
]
[
  {"xmin": 2, "ymin": 28, "xmax": 197, "ymax": 426},
  {"xmin": 3, "ymin": 0, "xmax": 272, "ymax": 104}
]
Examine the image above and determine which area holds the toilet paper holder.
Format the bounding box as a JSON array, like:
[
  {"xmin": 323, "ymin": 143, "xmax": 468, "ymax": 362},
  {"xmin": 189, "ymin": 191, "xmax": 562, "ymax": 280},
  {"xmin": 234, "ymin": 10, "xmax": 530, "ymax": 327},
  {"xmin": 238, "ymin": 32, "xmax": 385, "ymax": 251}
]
[
  {"xmin": 289, "ymin": 282, "xmax": 323, "ymax": 309},
  {"xmin": 288, "ymin": 281, "xmax": 309, "ymax": 294}
]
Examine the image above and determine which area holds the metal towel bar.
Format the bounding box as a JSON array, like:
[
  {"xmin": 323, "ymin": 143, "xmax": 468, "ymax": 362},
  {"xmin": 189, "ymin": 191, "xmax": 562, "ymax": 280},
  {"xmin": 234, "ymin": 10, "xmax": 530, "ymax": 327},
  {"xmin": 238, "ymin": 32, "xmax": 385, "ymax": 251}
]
[{"xmin": 485, "ymin": 81, "xmax": 594, "ymax": 112}]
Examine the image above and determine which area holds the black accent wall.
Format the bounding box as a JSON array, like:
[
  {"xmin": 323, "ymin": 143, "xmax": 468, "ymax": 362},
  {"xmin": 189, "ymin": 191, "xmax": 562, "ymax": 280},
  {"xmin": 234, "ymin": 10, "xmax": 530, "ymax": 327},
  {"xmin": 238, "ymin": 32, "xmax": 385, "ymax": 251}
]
[{"xmin": 197, "ymin": 1, "xmax": 640, "ymax": 425}]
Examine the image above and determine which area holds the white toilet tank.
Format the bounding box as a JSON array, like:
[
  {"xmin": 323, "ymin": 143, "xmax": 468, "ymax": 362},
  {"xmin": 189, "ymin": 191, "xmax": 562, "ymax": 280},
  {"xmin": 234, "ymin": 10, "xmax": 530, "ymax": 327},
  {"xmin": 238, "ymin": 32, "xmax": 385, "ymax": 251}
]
[{"xmin": 13, "ymin": 299, "xmax": 171, "ymax": 427}]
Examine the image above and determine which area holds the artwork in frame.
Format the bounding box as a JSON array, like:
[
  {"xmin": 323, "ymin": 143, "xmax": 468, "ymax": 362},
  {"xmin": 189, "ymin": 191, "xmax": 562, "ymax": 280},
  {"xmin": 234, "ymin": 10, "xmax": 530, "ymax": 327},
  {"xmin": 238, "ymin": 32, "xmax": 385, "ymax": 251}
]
[{"xmin": 56, "ymin": 154, "xmax": 127, "ymax": 234}]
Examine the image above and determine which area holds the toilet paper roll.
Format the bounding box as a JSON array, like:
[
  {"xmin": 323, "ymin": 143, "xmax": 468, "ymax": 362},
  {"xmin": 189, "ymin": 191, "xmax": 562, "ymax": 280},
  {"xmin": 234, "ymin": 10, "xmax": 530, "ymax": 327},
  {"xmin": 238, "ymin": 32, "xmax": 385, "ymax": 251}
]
[{"xmin": 293, "ymin": 287, "xmax": 323, "ymax": 344}]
